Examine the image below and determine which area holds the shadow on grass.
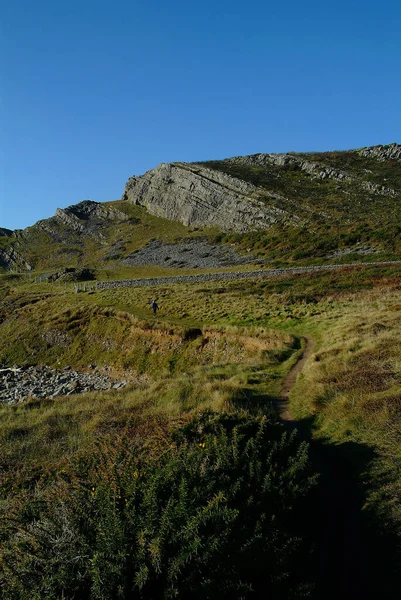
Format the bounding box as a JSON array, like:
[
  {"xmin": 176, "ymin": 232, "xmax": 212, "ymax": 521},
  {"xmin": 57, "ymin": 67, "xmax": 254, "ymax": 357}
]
[
  {"xmin": 230, "ymin": 388, "xmax": 278, "ymax": 417},
  {"xmin": 236, "ymin": 385, "xmax": 401, "ymax": 599},
  {"xmin": 291, "ymin": 414, "xmax": 401, "ymax": 600}
]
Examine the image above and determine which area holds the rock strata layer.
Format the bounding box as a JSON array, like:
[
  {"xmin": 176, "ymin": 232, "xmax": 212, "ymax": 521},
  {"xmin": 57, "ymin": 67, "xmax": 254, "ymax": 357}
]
[
  {"xmin": 225, "ymin": 153, "xmax": 352, "ymax": 182},
  {"xmin": 0, "ymin": 245, "xmax": 33, "ymax": 271},
  {"xmin": 358, "ymin": 143, "xmax": 401, "ymax": 162},
  {"xmin": 122, "ymin": 162, "xmax": 297, "ymax": 232},
  {"xmin": 0, "ymin": 366, "xmax": 128, "ymax": 404},
  {"xmin": 55, "ymin": 200, "xmax": 129, "ymax": 238},
  {"xmin": 224, "ymin": 152, "xmax": 398, "ymax": 196}
]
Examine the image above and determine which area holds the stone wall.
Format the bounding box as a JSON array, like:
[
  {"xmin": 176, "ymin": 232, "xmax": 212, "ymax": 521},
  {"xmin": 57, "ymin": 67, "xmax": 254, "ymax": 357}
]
[{"xmin": 96, "ymin": 261, "xmax": 400, "ymax": 291}]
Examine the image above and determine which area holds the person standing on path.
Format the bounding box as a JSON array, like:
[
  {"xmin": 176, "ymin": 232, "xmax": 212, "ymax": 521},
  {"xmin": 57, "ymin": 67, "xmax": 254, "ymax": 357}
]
[{"xmin": 151, "ymin": 299, "xmax": 159, "ymax": 316}]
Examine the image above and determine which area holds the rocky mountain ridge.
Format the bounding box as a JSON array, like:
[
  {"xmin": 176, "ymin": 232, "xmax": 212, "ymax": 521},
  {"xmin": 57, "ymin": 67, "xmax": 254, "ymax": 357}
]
[
  {"xmin": 54, "ymin": 200, "xmax": 130, "ymax": 236},
  {"xmin": 1, "ymin": 143, "xmax": 401, "ymax": 271},
  {"xmin": 123, "ymin": 143, "xmax": 401, "ymax": 232},
  {"xmin": 224, "ymin": 152, "xmax": 352, "ymax": 183},
  {"xmin": 358, "ymin": 142, "xmax": 401, "ymax": 162},
  {"xmin": 0, "ymin": 200, "xmax": 136, "ymax": 271},
  {"xmin": 223, "ymin": 150, "xmax": 398, "ymax": 197}
]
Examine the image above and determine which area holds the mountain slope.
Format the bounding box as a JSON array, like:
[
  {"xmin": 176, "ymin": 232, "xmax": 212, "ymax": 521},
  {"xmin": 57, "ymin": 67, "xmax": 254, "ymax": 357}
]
[
  {"xmin": 124, "ymin": 143, "xmax": 401, "ymax": 231},
  {"xmin": 1, "ymin": 143, "xmax": 401, "ymax": 272},
  {"xmin": 0, "ymin": 200, "xmax": 208, "ymax": 273}
]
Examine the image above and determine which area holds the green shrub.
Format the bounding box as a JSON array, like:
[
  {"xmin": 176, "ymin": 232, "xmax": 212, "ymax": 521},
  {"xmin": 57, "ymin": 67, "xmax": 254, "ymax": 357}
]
[{"xmin": 1, "ymin": 412, "xmax": 318, "ymax": 599}]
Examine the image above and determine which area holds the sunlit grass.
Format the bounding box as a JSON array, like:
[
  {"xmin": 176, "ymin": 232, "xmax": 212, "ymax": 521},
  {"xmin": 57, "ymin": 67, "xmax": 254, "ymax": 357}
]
[{"xmin": 2, "ymin": 263, "xmax": 401, "ymax": 534}]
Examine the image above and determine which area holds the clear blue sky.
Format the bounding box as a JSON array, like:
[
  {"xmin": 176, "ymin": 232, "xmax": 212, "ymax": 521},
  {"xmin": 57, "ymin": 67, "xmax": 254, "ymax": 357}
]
[{"xmin": 1, "ymin": 0, "xmax": 400, "ymax": 230}]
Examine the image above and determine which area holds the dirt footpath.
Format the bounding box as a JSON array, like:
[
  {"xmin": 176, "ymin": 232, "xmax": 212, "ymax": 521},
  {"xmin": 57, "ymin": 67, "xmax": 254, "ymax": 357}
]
[
  {"xmin": 275, "ymin": 336, "xmax": 397, "ymax": 599},
  {"xmin": 278, "ymin": 336, "xmax": 314, "ymax": 420}
]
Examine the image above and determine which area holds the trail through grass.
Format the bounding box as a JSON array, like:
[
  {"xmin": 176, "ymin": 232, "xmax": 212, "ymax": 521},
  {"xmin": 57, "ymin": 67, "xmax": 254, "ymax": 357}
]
[{"xmin": 2, "ymin": 263, "xmax": 401, "ymax": 596}]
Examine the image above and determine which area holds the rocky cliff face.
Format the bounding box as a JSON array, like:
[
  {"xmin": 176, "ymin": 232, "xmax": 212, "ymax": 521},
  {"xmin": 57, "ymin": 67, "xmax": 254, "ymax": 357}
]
[
  {"xmin": 54, "ymin": 200, "xmax": 129, "ymax": 237},
  {"xmin": 0, "ymin": 245, "xmax": 33, "ymax": 271},
  {"xmin": 122, "ymin": 144, "xmax": 401, "ymax": 233},
  {"xmin": 122, "ymin": 162, "xmax": 299, "ymax": 232},
  {"xmin": 2, "ymin": 143, "xmax": 400, "ymax": 272},
  {"xmin": 0, "ymin": 228, "xmax": 33, "ymax": 271}
]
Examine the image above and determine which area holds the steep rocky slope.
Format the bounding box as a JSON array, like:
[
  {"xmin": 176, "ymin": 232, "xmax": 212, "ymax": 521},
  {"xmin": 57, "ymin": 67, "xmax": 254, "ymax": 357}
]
[
  {"xmin": 122, "ymin": 162, "xmax": 297, "ymax": 232},
  {"xmin": 123, "ymin": 143, "xmax": 401, "ymax": 232},
  {"xmin": 0, "ymin": 201, "xmax": 129, "ymax": 270}
]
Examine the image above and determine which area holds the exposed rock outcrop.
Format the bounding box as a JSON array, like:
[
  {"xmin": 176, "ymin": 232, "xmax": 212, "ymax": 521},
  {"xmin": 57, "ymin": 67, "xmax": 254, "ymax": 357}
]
[
  {"xmin": 47, "ymin": 267, "xmax": 96, "ymax": 282},
  {"xmin": 225, "ymin": 152, "xmax": 398, "ymax": 196},
  {"xmin": 360, "ymin": 180, "xmax": 398, "ymax": 197},
  {"xmin": 55, "ymin": 200, "xmax": 130, "ymax": 237},
  {"xmin": 358, "ymin": 143, "xmax": 401, "ymax": 162},
  {"xmin": 122, "ymin": 162, "xmax": 299, "ymax": 232},
  {"xmin": 0, "ymin": 245, "xmax": 32, "ymax": 271},
  {"xmin": 225, "ymin": 153, "xmax": 352, "ymax": 182},
  {"xmin": 122, "ymin": 145, "xmax": 400, "ymax": 234}
]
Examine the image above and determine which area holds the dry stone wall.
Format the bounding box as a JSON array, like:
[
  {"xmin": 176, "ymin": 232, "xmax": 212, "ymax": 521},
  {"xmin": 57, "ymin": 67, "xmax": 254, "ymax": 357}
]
[{"xmin": 96, "ymin": 261, "xmax": 401, "ymax": 291}]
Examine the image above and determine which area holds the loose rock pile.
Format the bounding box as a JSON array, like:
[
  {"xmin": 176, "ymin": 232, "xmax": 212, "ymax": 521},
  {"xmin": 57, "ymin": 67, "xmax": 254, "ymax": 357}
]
[
  {"xmin": 123, "ymin": 238, "xmax": 258, "ymax": 269},
  {"xmin": 0, "ymin": 366, "xmax": 128, "ymax": 404}
]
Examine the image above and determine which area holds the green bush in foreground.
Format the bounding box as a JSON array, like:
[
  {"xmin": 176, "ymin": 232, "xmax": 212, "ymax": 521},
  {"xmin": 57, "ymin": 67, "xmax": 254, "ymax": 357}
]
[{"xmin": 1, "ymin": 412, "xmax": 318, "ymax": 599}]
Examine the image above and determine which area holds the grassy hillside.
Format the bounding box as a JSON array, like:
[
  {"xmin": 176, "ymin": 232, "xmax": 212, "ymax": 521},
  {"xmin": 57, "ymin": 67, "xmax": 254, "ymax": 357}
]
[
  {"xmin": 2, "ymin": 265, "xmax": 401, "ymax": 596},
  {"xmin": 0, "ymin": 272, "xmax": 321, "ymax": 598},
  {"xmin": 0, "ymin": 202, "xmax": 215, "ymax": 273},
  {"xmin": 1, "ymin": 144, "xmax": 401, "ymax": 596},
  {"xmin": 202, "ymin": 147, "xmax": 401, "ymax": 263},
  {"xmin": 202, "ymin": 147, "xmax": 401, "ymax": 221}
]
